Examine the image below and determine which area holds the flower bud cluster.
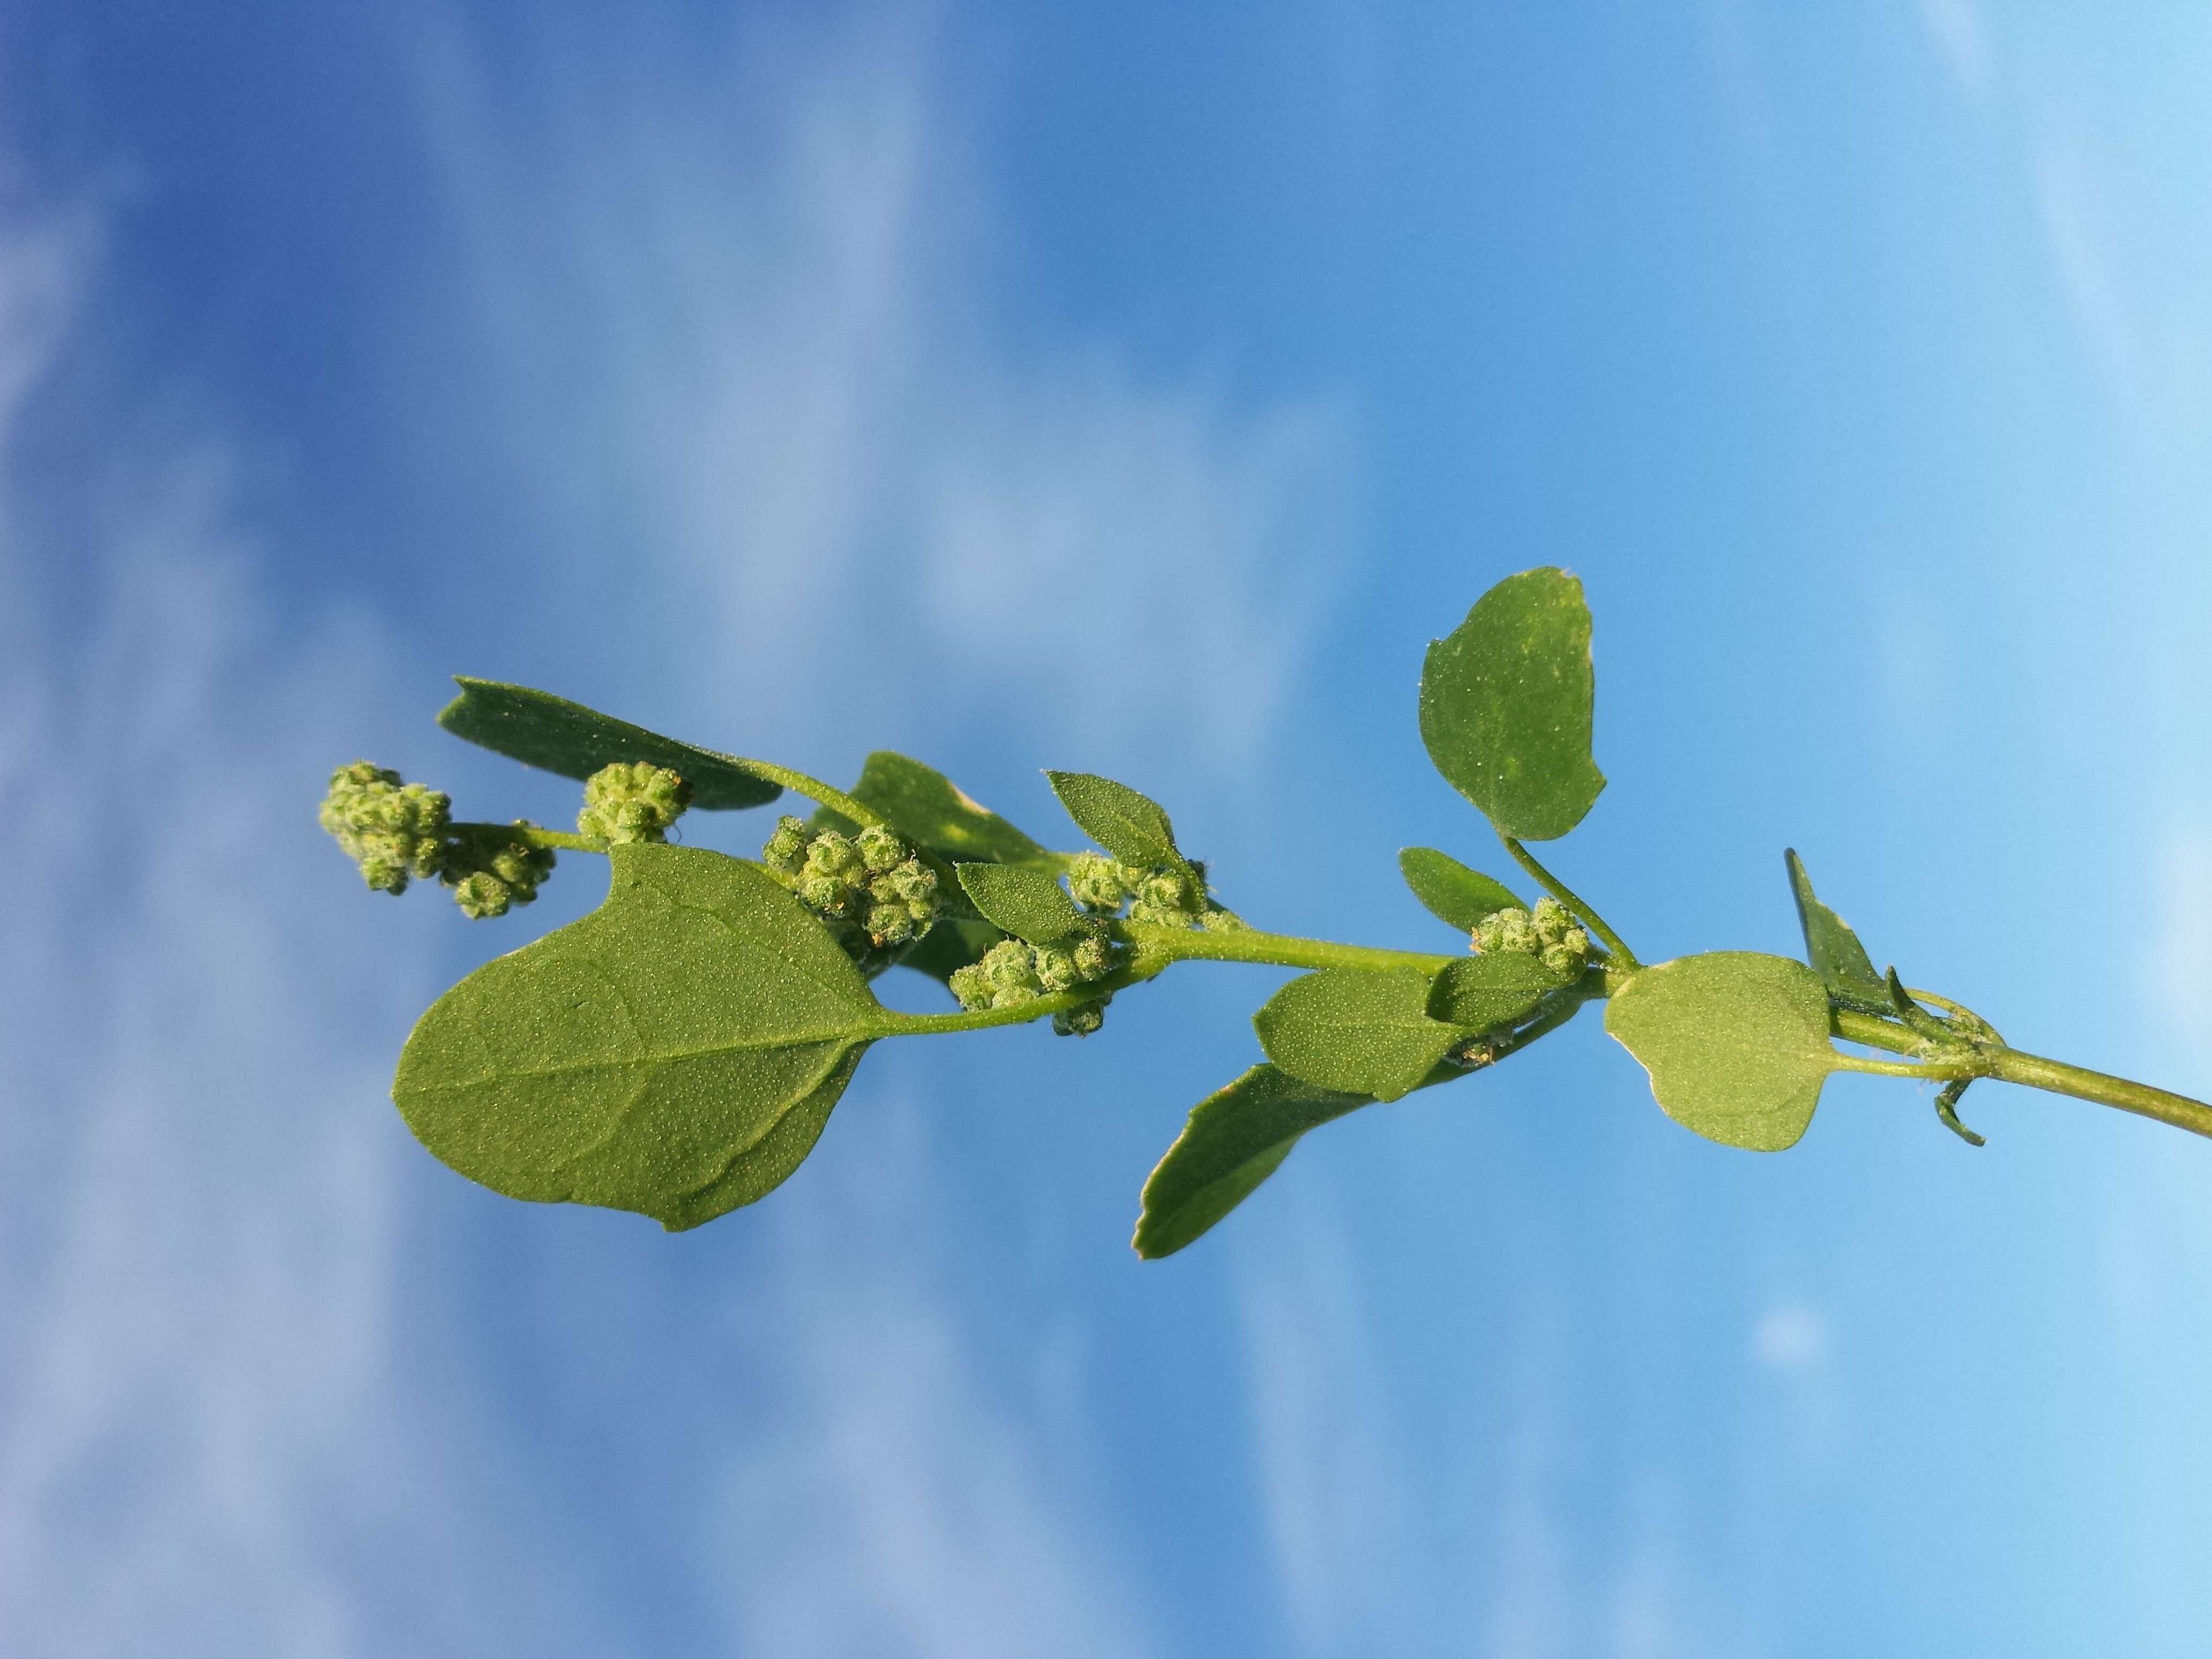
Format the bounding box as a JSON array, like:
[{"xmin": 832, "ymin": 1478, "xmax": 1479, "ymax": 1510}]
[
  {"xmin": 947, "ymin": 930, "xmax": 1117, "ymax": 1035},
  {"xmin": 1473, "ymin": 896, "xmax": 1591, "ymax": 978},
  {"xmin": 442, "ymin": 824, "xmax": 557, "ymax": 920},
  {"xmin": 762, "ymin": 816, "xmax": 940, "ymax": 959},
  {"xmin": 577, "ymin": 761, "xmax": 692, "ymax": 844},
  {"xmin": 321, "ymin": 761, "xmax": 558, "ymax": 918},
  {"xmin": 320, "ymin": 762, "xmax": 452, "ymax": 895},
  {"xmin": 1066, "ymin": 851, "xmax": 1227, "ymax": 930}
]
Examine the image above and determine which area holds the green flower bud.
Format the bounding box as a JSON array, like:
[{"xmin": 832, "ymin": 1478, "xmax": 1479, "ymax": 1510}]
[
  {"xmin": 440, "ymin": 823, "xmax": 555, "ymax": 917},
  {"xmin": 1531, "ymin": 896, "xmax": 1570, "ymax": 947},
  {"xmin": 796, "ymin": 871, "xmax": 851, "ymax": 914},
  {"xmin": 1540, "ymin": 942, "xmax": 1578, "ymax": 977},
  {"xmin": 576, "ymin": 761, "xmax": 692, "ymax": 845},
  {"xmin": 1052, "ymin": 999, "xmax": 1108, "ymax": 1038},
  {"xmin": 319, "ymin": 761, "xmax": 452, "ymax": 895},
  {"xmin": 1033, "ymin": 945, "xmax": 1081, "ymax": 993},
  {"xmin": 856, "ymin": 823, "xmax": 907, "ymax": 873},
  {"xmin": 762, "ymin": 815, "xmax": 812, "ymax": 873},
  {"xmin": 1067, "ymin": 853, "xmax": 1128, "ymax": 911},
  {"xmin": 1495, "ymin": 909, "xmax": 1535, "ymax": 955},
  {"xmin": 866, "ymin": 902, "xmax": 917, "ymax": 947},
  {"xmin": 981, "ymin": 939, "xmax": 1043, "ymax": 1006},
  {"xmin": 873, "ymin": 860, "xmax": 939, "ymax": 915},
  {"xmin": 1071, "ymin": 931, "xmax": 1114, "ymax": 982},
  {"xmin": 806, "ymin": 831, "xmax": 863, "ymax": 881},
  {"xmin": 1137, "ymin": 868, "xmax": 1191, "ymax": 911},
  {"xmin": 948, "ymin": 963, "xmax": 993, "ymax": 1012},
  {"xmin": 449, "ymin": 871, "xmax": 513, "ymax": 920}
]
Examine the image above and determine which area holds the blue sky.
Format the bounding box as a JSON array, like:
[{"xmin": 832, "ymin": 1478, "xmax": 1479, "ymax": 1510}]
[{"xmin": 6, "ymin": 3, "xmax": 2212, "ymax": 1654}]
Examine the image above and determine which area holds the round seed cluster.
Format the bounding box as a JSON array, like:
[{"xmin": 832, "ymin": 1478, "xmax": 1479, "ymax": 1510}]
[
  {"xmin": 947, "ymin": 933, "xmax": 1116, "ymax": 1036},
  {"xmin": 761, "ymin": 816, "xmax": 940, "ymax": 960},
  {"xmin": 1065, "ymin": 850, "xmax": 1228, "ymax": 930},
  {"xmin": 319, "ymin": 762, "xmax": 451, "ymax": 895},
  {"xmin": 442, "ymin": 824, "xmax": 557, "ymax": 919},
  {"xmin": 1474, "ymin": 896, "xmax": 1591, "ymax": 978},
  {"xmin": 577, "ymin": 761, "xmax": 692, "ymax": 844}
]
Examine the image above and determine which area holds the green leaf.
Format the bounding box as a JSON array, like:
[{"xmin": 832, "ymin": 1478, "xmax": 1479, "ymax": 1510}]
[
  {"xmin": 1784, "ymin": 849, "xmax": 1891, "ymax": 1013},
  {"xmin": 438, "ymin": 678, "xmax": 782, "ymax": 811},
  {"xmin": 841, "ymin": 751, "xmax": 1050, "ymax": 865},
  {"xmin": 393, "ymin": 843, "xmax": 886, "ymax": 1230},
  {"xmin": 1417, "ymin": 567, "xmax": 1606, "ymax": 842},
  {"xmin": 1254, "ymin": 967, "xmax": 1465, "ymax": 1102},
  {"xmin": 955, "ymin": 863, "xmax": 1087, "ymax": 944},
  {"xmin": 1604, "ymin": 952, "xmax": 1838, "ymax": 1152},
  {"xmin": 895, "ymin": 916, "xmax": 1005, "ymax": 987},
  {"xmin": 1045, "ymin": 771, "xmax": 1180, "ymax": 869},
  {"xmin": 1398, "ymin": 847, "xmax": 1524, "ymax": 931},
  {"xmin": 1133, "ymin": 1064, "xmax": 1370, "ymax": 1259},
  {"xmin": 1427, "ymin": 952, "xmax": 1571, "ymax": 1033}
]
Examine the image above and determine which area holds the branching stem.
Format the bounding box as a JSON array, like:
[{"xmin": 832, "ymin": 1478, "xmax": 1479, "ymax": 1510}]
[{"xmin": 1499, "ymin": 836, "xmax": 1641, "ymax": 969}]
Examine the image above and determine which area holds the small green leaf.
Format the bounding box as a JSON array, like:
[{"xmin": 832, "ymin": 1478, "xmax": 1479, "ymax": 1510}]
[
  {"xmin": 1604, "ymin": 952, "xmax": 1837, "ymax": 1152},
  {"xmin": 894, "ymin": 916, "xmax": 1005, "ymax": 987},
  {"xmin": 1133, "ymin": 1065, "xmax": 1370, "ymax": 1259},
  {"xmin": 955, "ymin": 864, "xmax": 1087, "ymax": 944},
  {"xmin": 1417, "ymin": 567, "xmax": 1606, "ymax": 842},
  {"xmin": 841, "ymin": 751, "xmax": 1050, "ymax": 865},
  {"xmin": 1254, "ymin": 967, "xmax": 1465, "ymax": 1102},
  {"xmin": 1784, "ymin": 849, "xmax": 1891, "ymax": 1013},
  {"xmin": 1398, "ymin": 847, "xmax": 1524, "ymax": 931},
  {"xmin": 393, "ymin": 844, "xmax": 887, "ymax": 1230},
  {"xmin": 1045, "ymin": 771, "xmax": 1180, "ymax": 869},
  {"xmin": 1427, "ymin": 952, "xmax": 1571, "ymax": 1033},
  {"xmin": 438, "ymin": 678, "xmax": 782, "ymax": 811}
]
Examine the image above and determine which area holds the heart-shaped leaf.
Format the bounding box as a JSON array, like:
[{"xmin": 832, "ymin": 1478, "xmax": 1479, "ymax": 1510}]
[
  {"xmin": 1604, "ymin": 952, "xmax": 1837, "ymax": 1152},
  {"xmin": 1133, "ymin": 1065, "xmax": 1371, "ymax": 1259},
  {"xmin": 1399, "ymin": 847, "xmax": 1525, "ymax": 931},
  {"xmin": 1427, "ymin": 951, "xmax": 1572, "ymax": 1034},
  {"xmin": 393, "ymin": 844, "xmax": 888, "ymax": 1229},
  {"xmin": 1418, "ymin": 567, "xmax": 1605, "ymax": 842},
  {"xmin": 1784, "ymin": 849, "xmax": 1890, "ymax": 1014},
  {"xmin": 1254, "ymin": 967, "xmax": 1466, "ymax": 1101},
  {"xmin": 956, "ymin": 863, "xmax": 1087, "ymax": 944},
  {"xmin": 1045, "ymin": 771, "xmax": 1181, "ymax": 870},
  {"xmin": 438, "ymin": 678, "xmax": 782, "ymax": 811}
]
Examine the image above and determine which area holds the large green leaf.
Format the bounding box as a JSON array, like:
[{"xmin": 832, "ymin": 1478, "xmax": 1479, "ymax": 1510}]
[
  {"xmin": 393, "ymin": 843, "xmax": 887, "ymax": 1229},
  {"xmin": 1398, "ymin": 847, "xmax": 1524, "ymax": 931},
  {"xmin": 1133, "ymin": 1065, "xmax": 1370, "ymax": 1259},
  {"xmin": 1417, "ymin": 567, "xmax": 1605, "ymax": 842},
  {"xmin": 1784, "ymin": 849, "xmax": 1891, "ymax": 1014},
  {"xmin": 1045, "ymin": 771, "xmax": 1181, "ymax": 869},
  {"xmin": 1254, "ymin": 967, "xmax": 1466, "ymax": 1101},
  {"xmin": 1604, "ymin": 952, "xmax": 1837, "ymax": 1152},
  {"xmin": 437, "ymin": 678, "xmax": 782, "ymax": 811},
  {"xmin": 841, "ymin": 751, "xmax": 1050, "ymax": 865},
  {"xmin": 955, "ymin": 863, "xmax": 1087, "ymax": 944},
  {"xmin": 1427, "ymin": 951, "xmax": 1571, "ymax": 1034}
]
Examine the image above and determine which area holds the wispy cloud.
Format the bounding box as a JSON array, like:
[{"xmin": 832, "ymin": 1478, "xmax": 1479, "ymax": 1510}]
[{"xmin": 414, "ymin": 10, "xmax": 1351, "ymax": 780}]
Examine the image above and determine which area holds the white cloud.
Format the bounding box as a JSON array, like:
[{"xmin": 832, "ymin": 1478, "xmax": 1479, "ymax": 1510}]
[
  {"xmin": 1752, "ymin": 1304, "xmax": 1824, "ymax": 1372},
  {"xmin": 413, "ymin": 9, "xmax": 1352, "ymax": 780},
  {"xmin": 1918, "ymin": 0, "xmax": 1992, "ymax": 102}
]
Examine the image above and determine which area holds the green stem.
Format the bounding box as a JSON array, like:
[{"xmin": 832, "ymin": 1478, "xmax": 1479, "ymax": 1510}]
[
  {"xmin": 1499, "ymin": 836, "xmax": 1642, "ymax": 969},
  {"xmin": 1830, "ymin": 1053, "xmax": 1979, "ymax": 1082},
  {"xmin": 1982, "ymin": 1048, "xmax": 2212, "ymax": 1141},
  {"xmin": 723, "ymin": 759, "xmax": 889, "ymax": 832},
  {"xmin": 1118, "ymin": 920, "xmax": 1460, "ymax": 977},
  {"xmin": 455, "ymin": 821, "xmax": 603, "ymax": 854}
]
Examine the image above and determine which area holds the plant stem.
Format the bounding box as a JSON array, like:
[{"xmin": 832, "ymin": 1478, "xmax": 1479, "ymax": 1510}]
[
  {"xmin": 722, "ymin": 759, "xmax": 889, "ymax": 832},
  {"xmin": 1119, "ymin": 920, "xmax": 1460, "ymax": 977},
  {"xmin": 1833, "ymin": 1008, "xmax": 2212, "ymax": 1140},
  {"xmin": 1982, "ymin": 1048, "xmax": 2212, "ymax": 1141},
  {"xmin": 457, "ymin": 821, "xmax": 603, "ymax": 854},
  {"xmin": 1499, "ymin": 836, "xmax": 1642, "ymax": 969}
]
